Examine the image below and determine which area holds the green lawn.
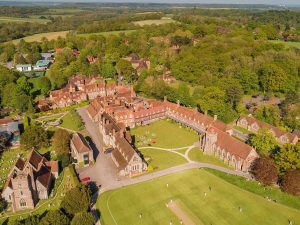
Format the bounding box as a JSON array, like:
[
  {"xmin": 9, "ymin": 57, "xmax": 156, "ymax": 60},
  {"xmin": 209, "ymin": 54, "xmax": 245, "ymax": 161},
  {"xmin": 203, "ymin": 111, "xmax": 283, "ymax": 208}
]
[
  {"xmin": 77, "ymin": 30, "xmax": 137, "ymax": 37},
  {"xmin": 233, "ymin": 125, "xmax": 253, "ymax": 135},
  {"xmin": 0, "ymin": 148, "xmax": 27, "ymax": 190},
  {"xmin": 269, "ymin": 40, "xmax": 300, "ymax": 49},
  {"xmin": 140, "ymin": 148, "xmax": 187, "ymax": 171},
  {"xmin": 97, "ymin": 169, "xmax": 300, "ymax": 225},
  {"xmin": 133, "ymin": 17, "xmax": 175, "ymax": 26},
  {"xmin": 131, "ymin": 119, "xmax": 199, "ymax": 148},
  {"xmin": 189, "ymin": 148, "xmax": 231, "ymax": 169},
  {"xmin": 206, "ymin": 168, "xmax": 300, "ymax": 210},
  {"xmin": 60, "ymin": 110, "xmax": 84, "ymax": 131}
]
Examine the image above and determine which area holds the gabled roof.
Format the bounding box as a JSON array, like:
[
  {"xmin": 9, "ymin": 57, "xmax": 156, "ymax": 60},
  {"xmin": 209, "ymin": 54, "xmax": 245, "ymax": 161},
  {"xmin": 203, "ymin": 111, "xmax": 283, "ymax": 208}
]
[
  {"xmin": 36, "ymin": 165, "xmax": 52, "ymax": 188},
  {"xmin": 207, "ymin": 126, "xmax": 255, "ymax": 160},
  {"xmin": 71, "ymin": 132, "xmax": 92, "ymax": 154},
  {"xmin": 15, "ymin": 158, "xmax": 25, "ymax": 170},
  {"xmin": 28, "ymin": 149, "xmax": 44, "ymax": 170}
]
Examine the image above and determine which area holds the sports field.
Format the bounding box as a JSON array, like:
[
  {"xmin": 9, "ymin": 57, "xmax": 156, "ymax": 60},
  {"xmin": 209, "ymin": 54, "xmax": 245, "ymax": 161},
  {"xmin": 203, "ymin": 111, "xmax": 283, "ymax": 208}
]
[
  {"xmin": 130, "ymin": 119, "xmax": 199, "ymax": 148},
  {"xmin": 97, "ymin": 169, "xmax": 300, "ymax": 225},
  {"xmin": 7, "ymin": 31, "xmax": 70, "ymax": 44}
]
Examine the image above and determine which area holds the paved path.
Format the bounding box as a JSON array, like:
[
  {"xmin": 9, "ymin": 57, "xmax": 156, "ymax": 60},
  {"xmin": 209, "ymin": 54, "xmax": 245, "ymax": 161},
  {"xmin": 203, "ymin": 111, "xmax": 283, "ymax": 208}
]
[{"xmin": 100, "ymin": 162, "xmax": 251, "ymax": 194}]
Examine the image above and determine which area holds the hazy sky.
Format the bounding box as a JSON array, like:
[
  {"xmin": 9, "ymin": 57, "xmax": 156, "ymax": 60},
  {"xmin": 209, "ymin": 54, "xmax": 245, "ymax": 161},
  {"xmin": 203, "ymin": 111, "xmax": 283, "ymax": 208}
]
[
  {"xmin": 0, "ymin": 0, "xmax": 297, "ymax": 4},
  {"xmin": 0, "ymin": 0, "xmax": 299, "ymax": 5}
]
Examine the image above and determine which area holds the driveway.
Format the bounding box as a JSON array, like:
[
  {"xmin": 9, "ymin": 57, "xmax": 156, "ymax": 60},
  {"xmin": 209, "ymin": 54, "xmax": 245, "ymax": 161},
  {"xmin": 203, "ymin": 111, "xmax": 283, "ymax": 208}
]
[{"xmin": 76, "ymin": 106, "xmax": 127, "ymax": 188}]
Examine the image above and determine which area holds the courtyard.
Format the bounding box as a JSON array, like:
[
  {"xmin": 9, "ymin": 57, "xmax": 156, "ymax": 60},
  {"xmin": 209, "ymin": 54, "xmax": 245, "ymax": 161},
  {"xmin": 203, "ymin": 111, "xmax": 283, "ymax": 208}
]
[
  {"xmin": 97, "ymin": 169, "xmax": 300, "ymax": 225},
  {"xmin": 131, "ymin": 119, "xmax": 199, "ymax": 148}
]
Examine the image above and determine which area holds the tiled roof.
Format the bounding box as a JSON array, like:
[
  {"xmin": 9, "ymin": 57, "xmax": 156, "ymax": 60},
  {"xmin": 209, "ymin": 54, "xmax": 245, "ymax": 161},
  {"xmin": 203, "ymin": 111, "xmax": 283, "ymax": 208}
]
[
  {"xmin": 36, "ymin": 165, "xmax": 52, "ymax": 188},
  {"xmin": 71, "ymin": 132, "xmax": 91, "ymax": 153},
  {"xmin": 112, "ymin": 148, "xmax": 128, "ymax": 169},
  {"xmin": 28, "ymin": 149, "xmax": 44, "ymax": 170},
  {"xmin": 0, "ymin": 117, "xmax": 14, "ymax": 126},
  {"xmin": 207, "ymin": 126, "xmax": 254, "ymax": 159},
  {"xmin": 15, "ymin": 158, "xmax": 25, "ymax": 170},
  {"xmin": 239, "ymin": 115, "xmax": 297, "ymax": 141}
]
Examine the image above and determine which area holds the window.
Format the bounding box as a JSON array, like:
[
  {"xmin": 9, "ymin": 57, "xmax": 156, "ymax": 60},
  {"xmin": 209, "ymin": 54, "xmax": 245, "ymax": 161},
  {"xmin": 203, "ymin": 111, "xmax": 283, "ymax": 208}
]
[
  {"xmin": 20, "ymin": 199, "xmax": 26, "ymax": 207},
  {"xmin": 20, "ymin": 191, "xmax": 23, "ymax": 196}
]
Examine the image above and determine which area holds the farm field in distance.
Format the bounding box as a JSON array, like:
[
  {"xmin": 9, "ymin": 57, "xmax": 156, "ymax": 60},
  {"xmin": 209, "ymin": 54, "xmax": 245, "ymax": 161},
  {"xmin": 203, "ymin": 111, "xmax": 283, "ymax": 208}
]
[
  {"xmin": 130, "ymin": 119, "xmax": 199, "ymax": 148},
  {"xmin": 269, "ymin": 40, "xmax": 300, "ymax": 49},
  {"xmin": 77, "ymin": 29, "xmax": 137, "ymax": 37},
  {"xmin": 97, "ymin": 169, "xmax": 300, "ymax": 225},
  {"xmin": 6, "ymin": 31, "xmax": 70, "ymax": 44},
  {"xmin": 133, "ymin": 17, "xmax": 176, "ymax": 26},
  {"xmin": 0, "ymin": 16, "xmax": 50, "ymax": 24}
]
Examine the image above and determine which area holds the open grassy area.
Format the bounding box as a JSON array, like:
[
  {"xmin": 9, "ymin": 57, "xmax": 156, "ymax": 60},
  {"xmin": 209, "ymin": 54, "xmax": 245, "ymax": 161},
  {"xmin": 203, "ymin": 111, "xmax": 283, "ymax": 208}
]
[
  {"xmin": 133, "ymin": 17, "xmax": 175, "ymax": 26},
  {"xmin": 269, "ymin": 40, "xmax": 300, "ymax": 49},
  {"xmin": 7, "ymin": 31, "xmax": 70, "ymax": 44},
  {"xmin": 0, "ymin": 148, "xmax": 27, "ymax": 190},
  {"xmin": 97, "ymin": 169, "xmax": 300, "ymax": 225},
  {"xmin": 77, "ymin": 30, "xmax": 137, "ymax": 37},
  {"xmin": 131, "ymin": 119, "xmax": 199, "ymax": 148},
  {"xmin": 140, "ymin": 148, "xmax": 187, "ymax": 171},
  {"xmin": 60, "ymin": 110, "xmax": 84, "ymax": 131},
  {"xmin": 0, "ymin": 16, "xmax": 50, "ymax": 24},
  {"xmin": 206, "ymin": 168, "xmax": 300, "ymax": 210},
  {"xmin": 0, "ymin": 166, "xmax": 78, "ymax": 223},
  {"xmin": 188, "ymin": 148, "xmax": 231, "ymax": 169}
]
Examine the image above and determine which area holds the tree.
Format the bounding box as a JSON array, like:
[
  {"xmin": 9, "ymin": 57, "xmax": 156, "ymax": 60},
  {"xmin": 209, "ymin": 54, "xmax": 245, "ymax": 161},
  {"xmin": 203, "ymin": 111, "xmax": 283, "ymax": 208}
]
[
  {"xmin": 61, "ymin": 184, "xmax": 91, "ymax": 216},
  {"xmin": 254, "ymin": 105, "xmax": 281, "ymax": 127},
  {"xmin": 29, "ymin": 76, "xmax": 51, "ymax": 96},
  {"xmin": 52, "ymin": 129, "xmax": 70, "ymax": 155},
  {"xmin": 281, "ymin": 169, "xmax": 300, "ymax": 196},
  {"xmin": 234, "ymin": 69, "xmax": 259, "ymax": 94},
  {"xmin": 249, "ymin": 128, "xmax": 277, "ymax": 156},
  {"xmin": 20, "ymin": 125, "xmax": 49, "ymax": 150},
  {"xmin": 39, "ymin": 210, "xmax": 69, "ymax": 225},
  {"xmin": 101, "ymin": 62, "xmax": 116, "ymax": 79},
  {"xmin": 259, "ymin": 63, "xmax": 288, "ymax": 93},
  {"xmin": 17, "ymin": 76, "xmax": 32, "ymax": 95},
  {"xmin": 71, "ymin": 212, "xmax": 95, "ymax": 225},
  {"xmin": 0, "ymin": 197, "xmax": 7, "ymax": 213},
  {"xmin": 274, "ymin": 143, "xmax": 300, "ymax": 174},
  {"xmin": 251, "ymin": 157, "xmax": 278, "ymax": 186},
  {"xmin": 57, "ymin": 153, "xmax": 71, "ymax": 168},
  {"xmin": 0, "ymin": 132, "xmax": 10, "ymax": 150},
  {"xmin": 22, "ymin": 215, "xmax": 40, "ymax": 225},
  {"xmin": 116, "ymin": 59, "xmax": 137, "ymax": 84}
]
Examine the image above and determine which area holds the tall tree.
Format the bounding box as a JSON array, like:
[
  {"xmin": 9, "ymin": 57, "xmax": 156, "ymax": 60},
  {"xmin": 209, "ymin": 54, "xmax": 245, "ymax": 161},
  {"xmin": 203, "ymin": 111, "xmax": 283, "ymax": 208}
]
[
  {"xmin": 249, "ymin": 128, "xmax": 277, "ymax": 156},
  {"xmin": 116, "ymin": 59, "xmax": 137, "ymax": 84},
  {"xmin": 20, "ymin": 125, "xmax": 49, "ymax": 150},
  {"xmin": 39, "ymin": 210, "xmax": 69, "ymax": 225},
  {"xmin": 274, "ymin": 143, "xmax": 300, "ymax": 174},
  {"xmin": 282, "ymin": 169, "xmax": 300, "ymax": 196},
  {"xmin": 71, "ymin": 212, "xmax": 95, "ymax": 225},
  {"xmin": 61, "ymin": 184, "xmax": 91, "ymax": 216},
  {"xmin": 251, "ymin": 157, "xmax": 278, "ymax": 186},
  {"xmin": 52, "ymin": 129, "xmax": 70, "ymax": 155}
]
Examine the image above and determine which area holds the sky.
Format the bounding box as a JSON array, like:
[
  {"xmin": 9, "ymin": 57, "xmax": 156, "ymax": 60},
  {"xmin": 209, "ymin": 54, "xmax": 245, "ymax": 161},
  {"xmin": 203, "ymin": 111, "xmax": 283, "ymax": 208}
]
[{"xmin": 0, "ymin": 0, "xmax": 299, "ymax": 5}]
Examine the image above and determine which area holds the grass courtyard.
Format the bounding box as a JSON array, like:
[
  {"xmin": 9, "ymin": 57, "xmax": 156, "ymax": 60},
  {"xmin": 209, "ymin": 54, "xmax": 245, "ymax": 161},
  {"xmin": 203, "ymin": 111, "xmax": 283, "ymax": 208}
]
[
  {"xmin": 140, "ymin": 148, "xmax": 187, "ymax": 171},
  {"xmin": 60, "ymin": 110, "xmax": 84, "ymax": 131},
  {"xmin": 97, "ymin": 169, "xmax": 300, "ymax": 225},
  {"xmin": 131, "ymin": 119, "xmax": 199, "ymax": 148},
  {"xmin": 188, "ymin": 148, "xmax": 231, "ymax": 169}
]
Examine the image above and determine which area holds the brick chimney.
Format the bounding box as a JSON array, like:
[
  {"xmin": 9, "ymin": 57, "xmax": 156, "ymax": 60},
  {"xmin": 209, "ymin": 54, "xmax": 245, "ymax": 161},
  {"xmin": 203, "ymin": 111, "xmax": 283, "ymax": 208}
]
[{"xmin": 214, "ymin": 115, "xmax": 218, "ymax": 121}]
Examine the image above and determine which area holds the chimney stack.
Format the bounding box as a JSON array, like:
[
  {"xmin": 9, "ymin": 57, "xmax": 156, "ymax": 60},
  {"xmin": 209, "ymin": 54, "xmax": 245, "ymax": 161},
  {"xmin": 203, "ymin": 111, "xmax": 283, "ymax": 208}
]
[
  {"xmin": 214, "ymin": 115, "xmax": 218, "ymax": 121},
  {"xmin": 164, "ymin": 96, "xmax": 167, "ymax": 102}
]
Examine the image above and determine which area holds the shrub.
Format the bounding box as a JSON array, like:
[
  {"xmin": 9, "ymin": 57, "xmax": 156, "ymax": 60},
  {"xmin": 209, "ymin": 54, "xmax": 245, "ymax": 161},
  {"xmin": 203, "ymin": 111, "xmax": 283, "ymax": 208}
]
[{"xmin": 71, "ymin": 212, "xmax": 95, "ymax": 225}]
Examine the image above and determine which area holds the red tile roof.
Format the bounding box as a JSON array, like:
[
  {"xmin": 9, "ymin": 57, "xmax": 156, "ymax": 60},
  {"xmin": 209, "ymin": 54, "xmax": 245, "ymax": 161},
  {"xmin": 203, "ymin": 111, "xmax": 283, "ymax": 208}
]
[{"xmin": 71, "ymin": 132, "xmax": 92, "ymax": 153}]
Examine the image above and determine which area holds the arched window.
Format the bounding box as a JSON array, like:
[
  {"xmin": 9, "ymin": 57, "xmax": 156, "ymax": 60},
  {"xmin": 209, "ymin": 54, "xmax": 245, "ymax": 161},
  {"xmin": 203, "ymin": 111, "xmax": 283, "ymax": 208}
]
[{"xmin": 20, "ymin": 199, "xmax": 26, "ymax": 207}]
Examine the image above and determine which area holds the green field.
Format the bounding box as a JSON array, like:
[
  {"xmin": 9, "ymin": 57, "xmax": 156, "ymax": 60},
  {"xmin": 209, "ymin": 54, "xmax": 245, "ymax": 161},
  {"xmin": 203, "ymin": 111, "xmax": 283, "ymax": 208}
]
[
  {"xmin": 140, "ymin": 148, "xmax": 187, "ymax": 171},
  {"xmin": 60, "ymin": 110, "xmax": 84, "ymax": 131},
  {"xmin": 97, "ymin": 169, "xmax": 300, "ymax": 225},
  {"xmin": 133, "ymin": 17, "xmax": 175, "ymax": 26},
  {"xmin": 188, "ymin": 148, "xmax": 231, "ymax": 169},
  {"xmin": 0, "ymin": 16, "xmax": 50, "ymax": 24},
  {"xmin": 269, "ymin": 40, "xmax": 300, "ymax": 49},
  {"xmin": 7, "ymin": 31, "xmax": 70, "ymax": 44},
  {"xmin": 131, "ymin": 119, "xmax": 199, "ymax": 148},
  {"xmin": 77, "ymin": 30, "xmax": 137, "ymax": 37}
]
